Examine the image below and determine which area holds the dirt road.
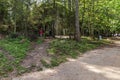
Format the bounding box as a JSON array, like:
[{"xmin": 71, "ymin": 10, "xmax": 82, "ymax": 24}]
[{"xmin": 11, "ymin": 41, "xmax": 120, "ymax": 80}]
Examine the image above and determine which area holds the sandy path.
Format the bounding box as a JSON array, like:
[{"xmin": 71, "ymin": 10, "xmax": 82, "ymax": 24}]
[
  {"xmin": 21, "ymin": 39, "xmax": 51, "ymax": 71},
  {"xmin": 11, "ymin": 41, "xmax": 120, "ymax": 80}
]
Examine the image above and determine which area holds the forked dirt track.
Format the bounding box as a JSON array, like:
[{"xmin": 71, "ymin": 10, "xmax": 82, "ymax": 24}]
[{"xmin": 2, "ymin": 40, "xmax": 120, "ymax": 80}]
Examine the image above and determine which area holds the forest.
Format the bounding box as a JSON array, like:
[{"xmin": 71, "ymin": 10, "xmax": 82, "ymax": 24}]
[
  {"xmin": 0, "ymin": 0, "xmax": 120, "ymax": 40},
  {"xmin": 0, "ymin": 0, "xmax": 120, "ymax": 79}
]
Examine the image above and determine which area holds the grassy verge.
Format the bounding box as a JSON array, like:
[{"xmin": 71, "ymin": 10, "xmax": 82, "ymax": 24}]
[
  {"xmin": 0, "ymin": 37, "xmax": 30, "ymax": 63},
  {"xmin": 0, "ymin": 37, "xmax": 44, "ymax": 76},
  {"xmin": 45, "ymin": 37, "xmax": 111, "ymax": 67},
  {"xmin": 0, "ymin": 52, "xmax": 13, "ymax": 76},
  {"xmin": 0, "ymin": 37, "xmax": 30, "ymax": 76}
]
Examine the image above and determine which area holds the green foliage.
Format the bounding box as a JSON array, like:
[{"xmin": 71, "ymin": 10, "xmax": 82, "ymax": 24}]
[
  {"xmin": 47, "ymin": 37, "xmax": 110, "ymax": 67},
  {"xmin": 37, "ymin": 38, "xmax": 44, "ymax": 44},
  {"xmin": 0, "ymin": 0, "xmax": 9, "ymax": 22},
  {"xmin": 41, "ymin": 59, "xmax": 51, "ymax": 68},
  {"xmin": 0, "ymin": 37, "xmax": 30, "ymax": 76},
  {"xmin": 16, "ymin": 66, "xmax": 28, "ymax": 75},
  {"xmin": 41, "ymin": 56, "xmax": 67, "ymax": 67},
  {"xmin": 1, "ymin": 0, "xmax": 120, "ymax": 37},
  {"xmin": 0, "ymin": 38, "xmax": 30, "ymax": 63},
  {"xmin": 51, "ymin": 56, "xmax": 67, "ymax": 67},
  {"xmin": 0, "ymin": 52, "xmax": 13, "ymax": 75},
  {"xmin": 0, "ymin": 25, "xmax": 9, "ymax": 33},
  {"xmin": 0, "ymin": 36, "xmax": 45, "ymax": 76}
]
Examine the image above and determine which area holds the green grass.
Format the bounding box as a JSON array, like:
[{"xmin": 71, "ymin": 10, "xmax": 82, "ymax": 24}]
[
  {"xmin": 0, "ymin": 37, "xmax": 44, "ymax": 77},
  {"xmin": 0, "ymin": 38, "xmax": 30, "ymax": 63},
  {"xmin": 0, "ymin": 37, "xmax": 30, "ymax": 76},
  {"xmin": 36, "ymin": 37, "xmax": 44, "ymax": 44},
  {"xmin": 0, "ymin": 52, "xmax": 13, "ymax": 76},
  {"xmin": 47, "ymin": 37, "xmax": 111, "ymax": 67},
  {"xmin": 0, "ymin": 36, "xmax": 111, "ymax": 76}
]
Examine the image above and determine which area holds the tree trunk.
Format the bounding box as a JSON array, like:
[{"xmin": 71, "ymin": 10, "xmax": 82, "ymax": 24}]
[
  {"xmin": 75, "ymin": 0, "xmax": 81, "ymax": 41},
  {"xmin": 81, "ymin": 0, "xmax": 86, "ymax": 36},
  {"xmin": 91, "ymin": 0, "xmax": 95, "ymax": 39}
]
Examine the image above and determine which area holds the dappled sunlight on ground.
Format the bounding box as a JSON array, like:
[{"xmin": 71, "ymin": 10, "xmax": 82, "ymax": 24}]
[
  {"xmin": 110, "ymin": 37, "xmax": 120, "ymax": 45},
  {"xmin": 114, "ymin": 41, "xmax": 120, "ymax": 45},
  {"xmin": 66, "ymin": 58, "xmax": 77, "ymax": 62},
  {"xmin": 11, "ymin": 41, "xmax": 120, "ymax": 80},
  {"xmin": 81, "ymin": 62, "xmax": 120, "ymax": 80},
  {"xmin": 42, "ymin": 69, "xmax": 57, "ymax": 74}
]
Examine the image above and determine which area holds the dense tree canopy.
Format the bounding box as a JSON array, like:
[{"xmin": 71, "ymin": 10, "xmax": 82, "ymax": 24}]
[{"xmin": 0, "ymin": 0, "xmax": 120, "ymax": 40}]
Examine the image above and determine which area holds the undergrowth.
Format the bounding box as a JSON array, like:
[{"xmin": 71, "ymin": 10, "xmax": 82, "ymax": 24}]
[
  {"xmin": 0, "ymin": 36, "xmax": 42, "ymax": 77},
  {"xmin": 0, "ymin": 52, "xmax": 13, "ymax": 76},
  {"xmin": 46, "ymin": 37, "xmax": 111, "ymax": 67}
]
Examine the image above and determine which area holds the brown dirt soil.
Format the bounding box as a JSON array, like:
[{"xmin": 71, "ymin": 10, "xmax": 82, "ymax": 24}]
[
  {"xmin": 0, "ymin": 39, "xmax": 52, "ymax": 79},
  {"xmin": 0, "ymin": 48, "xmax": 14, "ymax": 61},
  {"xmin": 9, "ymin": 40, "xmax": 120, "ymax": 80},
  {"xmin": 20, "ymin": 39, "xmax": 52, "ymax": 71}
]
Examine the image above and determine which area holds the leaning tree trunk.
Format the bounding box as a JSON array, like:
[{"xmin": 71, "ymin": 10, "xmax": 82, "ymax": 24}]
[{"xmin": 75, "ymin": 0, "xmax": 81, "ymax": 41}]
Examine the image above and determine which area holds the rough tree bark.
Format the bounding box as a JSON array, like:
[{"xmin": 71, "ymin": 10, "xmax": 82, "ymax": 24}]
[{"xmin": 75, "ymin": 0, "xmax": 81, "ymax": 41}]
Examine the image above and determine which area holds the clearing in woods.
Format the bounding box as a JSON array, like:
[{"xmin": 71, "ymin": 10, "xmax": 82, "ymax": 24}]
[{"xmin": 11, "ymin": 40, "xmax": 120, "ymax": 80}]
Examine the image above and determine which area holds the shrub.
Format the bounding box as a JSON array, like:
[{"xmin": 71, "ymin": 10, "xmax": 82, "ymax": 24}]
[
  {"xmin": 9, "ymin": 33, "xmax": 19, "ymax": 38},
  {"xmin": 28, "ymin": 33, "xmax": 38, "ymax": 41}
]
